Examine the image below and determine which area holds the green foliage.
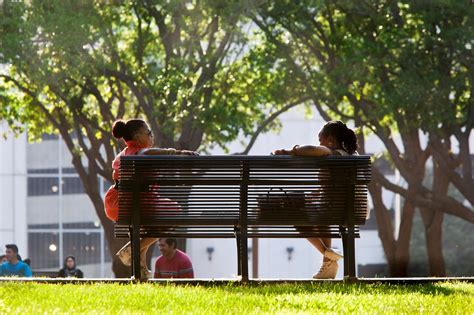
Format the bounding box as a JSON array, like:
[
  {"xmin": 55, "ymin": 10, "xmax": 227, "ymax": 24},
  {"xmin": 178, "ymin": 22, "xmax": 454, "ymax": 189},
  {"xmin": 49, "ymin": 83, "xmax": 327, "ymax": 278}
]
[
  {"xmin": 0, "ymin": 1, "xmax": 301, "ymax": 274},
  {"xmin": 0, "ymin": 282, "xmax": 473, "ymax": 313},
  {"xmin": 0, "ymin": 0, "xmax": 291, "ymax": 151},
  {"xmin": 254, "ymin": 0, "xmax": 473, "ymax": 133},
  {"xmin": 252, "ymin": 0, "xmax": 473, "ymax": 276}
]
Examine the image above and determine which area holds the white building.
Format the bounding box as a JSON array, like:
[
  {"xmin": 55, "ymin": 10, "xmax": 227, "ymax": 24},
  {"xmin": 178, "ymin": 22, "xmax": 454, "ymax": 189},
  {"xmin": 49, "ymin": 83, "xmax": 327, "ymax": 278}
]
[
  {"xmin": 0, "ymin": 108, "xmax": 392, "ymax": 278},
  {"xmin": 0, "ymin": 126, "xmax": 28, "ymax": 258}
]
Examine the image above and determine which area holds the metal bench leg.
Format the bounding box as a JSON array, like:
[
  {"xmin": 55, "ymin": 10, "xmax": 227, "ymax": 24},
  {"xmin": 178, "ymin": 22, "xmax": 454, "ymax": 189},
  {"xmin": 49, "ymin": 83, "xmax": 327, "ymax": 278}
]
[
  {"xmin": 239, "ymin": 162, "xmax": 249, "ymax": 282},
  {"xmin": 347, "ymin": 226, "xmax": 356, "ymax": 278},
  {"xmin": 240, "ymin": 230, "xmax": 249, "ymax": 282},
  {"xmin": 235, "ymin": 227, "xmax": 242, "ymax": 276},
  {"xmin": 131, "ymin": 226, "xmax": 141, "ymax": 281},
  {"xmin": 131, "ymin": 180, "xmax": 141, "ymax": 281},
  {"xmin": 339, "ymin": 226, "xmax": 349, "ymax": 278},
  {"xmin": 344, "ymin": 182, "xmax": 357, "ymax": 281},
  {"xmin": 340, "ymin": 225, "xmax": 357, "ymax": 279}
]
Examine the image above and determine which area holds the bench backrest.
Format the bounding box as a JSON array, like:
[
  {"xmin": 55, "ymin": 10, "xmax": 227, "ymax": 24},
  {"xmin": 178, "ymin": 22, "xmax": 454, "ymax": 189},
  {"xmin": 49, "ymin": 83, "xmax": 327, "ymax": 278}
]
[{"xmin": 117, "ymin": 155, "xmax": 371, "ymax": 234}]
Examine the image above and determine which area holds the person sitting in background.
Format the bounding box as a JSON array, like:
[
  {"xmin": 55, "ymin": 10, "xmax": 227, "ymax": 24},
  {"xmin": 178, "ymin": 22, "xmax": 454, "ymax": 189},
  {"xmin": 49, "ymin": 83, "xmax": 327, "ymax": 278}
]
[
  {"xmin": 0, "ymin": 255, "xmax": 6, "ymax": 264},
  {"xmin": 58, "ymin": 256, "xmax": 84, "ymax": 278},
  {"xmin": 0, "ymin": 244, "xmax": 32, "ymax": 277},
  {"xmin": 154, "ymin": 238, "xmax": 194, "ymax": 279}
]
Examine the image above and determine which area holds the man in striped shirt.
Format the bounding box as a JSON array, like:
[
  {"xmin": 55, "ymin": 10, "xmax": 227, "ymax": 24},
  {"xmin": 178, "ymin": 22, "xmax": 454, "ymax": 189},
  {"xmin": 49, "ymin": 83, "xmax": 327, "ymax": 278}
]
[{"xmin": 154, "ymin": 238, "xmax": 194, "ymax": 279}]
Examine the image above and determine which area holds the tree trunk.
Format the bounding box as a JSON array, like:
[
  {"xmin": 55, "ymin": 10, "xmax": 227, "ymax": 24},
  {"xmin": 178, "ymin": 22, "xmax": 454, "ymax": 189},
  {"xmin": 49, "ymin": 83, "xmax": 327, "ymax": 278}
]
[
  {"xmin": 369, "ymin": 179, "xmax": 396, "ymax": 270},
  {"xmin": 369, "ymin": 178, "xmax": 417, "ymax": 277},
  {"xmin": 419, "ymin": 160, "xmax": 448, "ymax": 276},
  {"xmin": 420, "ymin": 209, "xmax": 445, "ymax": 276},
  {"xmin": 390, "ymin": 201, "xmax": 416, "ymax": 276},
  {"xmin": 359, "ymin": 128, "xmax": 417, "ymax": 277},
  {"xmin": 88, "ymin": 188, "xmax": 132, "ymax": 278}
]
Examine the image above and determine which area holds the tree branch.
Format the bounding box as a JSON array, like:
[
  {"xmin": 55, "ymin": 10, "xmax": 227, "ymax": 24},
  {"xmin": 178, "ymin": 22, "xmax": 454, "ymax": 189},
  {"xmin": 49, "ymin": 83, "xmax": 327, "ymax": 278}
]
[
  {"xmin": 234, "ymin": 96, "xmax": 311, "ymax": 155},
  {"xmin": 373, "ymin": 166, "xmax": 474, "ymax": 223}
]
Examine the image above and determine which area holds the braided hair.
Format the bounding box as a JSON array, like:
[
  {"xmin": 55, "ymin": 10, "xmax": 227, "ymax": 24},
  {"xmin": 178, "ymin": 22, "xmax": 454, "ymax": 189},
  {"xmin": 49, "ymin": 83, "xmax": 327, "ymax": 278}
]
[{"xmin": 319, "ymin": 121, "xmax": 358, "ymax": 154}]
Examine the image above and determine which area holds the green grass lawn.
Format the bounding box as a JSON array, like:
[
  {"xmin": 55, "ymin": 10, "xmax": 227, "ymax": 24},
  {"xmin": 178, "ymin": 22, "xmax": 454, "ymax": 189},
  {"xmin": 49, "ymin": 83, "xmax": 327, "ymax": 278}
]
[{"xmin": 1, "ymin": 281, "xmax": 473, "ymax": 314}]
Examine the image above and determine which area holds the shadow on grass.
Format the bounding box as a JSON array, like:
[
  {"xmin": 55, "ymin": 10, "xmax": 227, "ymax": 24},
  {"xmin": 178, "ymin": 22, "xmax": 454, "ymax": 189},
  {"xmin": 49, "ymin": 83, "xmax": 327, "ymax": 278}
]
[
  {"xmin": 1, "ymin": 278, "xmax": 472, "ymax": 297},
  {"xmin": 206, "ymin": 282, "xmax": 472, "ymax": 297}
]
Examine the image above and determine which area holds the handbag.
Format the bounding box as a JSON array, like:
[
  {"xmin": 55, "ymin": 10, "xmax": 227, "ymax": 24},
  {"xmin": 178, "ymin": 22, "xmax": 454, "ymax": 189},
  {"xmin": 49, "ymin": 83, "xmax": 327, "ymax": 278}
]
[{"xmin": 256, "ymin": 188, "xmax": 307, "ymax": 221}]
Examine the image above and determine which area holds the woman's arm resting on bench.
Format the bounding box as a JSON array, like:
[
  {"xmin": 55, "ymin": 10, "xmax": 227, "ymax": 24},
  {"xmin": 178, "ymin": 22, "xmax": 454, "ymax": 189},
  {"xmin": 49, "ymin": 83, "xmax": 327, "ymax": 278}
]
[
  {"xmin": 140, "ymin": 148, "xmax": 199, "ymax": 156},
  {"xmin": 272, "ymin": 145, "xmax": 331, "ymax": 157}
]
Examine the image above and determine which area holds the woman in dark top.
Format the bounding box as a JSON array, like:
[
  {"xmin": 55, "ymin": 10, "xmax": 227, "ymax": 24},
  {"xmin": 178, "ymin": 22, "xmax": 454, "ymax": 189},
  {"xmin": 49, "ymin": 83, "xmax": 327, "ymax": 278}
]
[
  {"xmin": 272, "ymin": 121, "xmax": 359, "ymax": 279},
  {"xmin": 58, "ymin": 256, "xmax": 84, "ymax": 278}
]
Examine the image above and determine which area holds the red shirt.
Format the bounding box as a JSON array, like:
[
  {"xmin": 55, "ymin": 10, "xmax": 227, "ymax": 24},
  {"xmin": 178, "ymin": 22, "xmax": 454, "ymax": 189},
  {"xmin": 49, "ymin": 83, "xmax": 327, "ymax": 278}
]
[
  {"xmin": 111, "ymin": 141, "xmax": 144, "ymax": 181},
  {"xmin": 154, "ymin": 249, "xmax": 194, "ymax": 279},
  {"xmin": 104, "ymin": 141, "xmax": 145, "ymax": 221},
  {"xmin": 103, "ymin": 141, "xmax": 180, "ymax": 222}
]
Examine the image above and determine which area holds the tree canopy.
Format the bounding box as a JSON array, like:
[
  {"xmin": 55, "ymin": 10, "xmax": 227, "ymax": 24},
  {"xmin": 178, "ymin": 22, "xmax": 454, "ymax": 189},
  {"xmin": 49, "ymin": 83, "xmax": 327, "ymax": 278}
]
[
  {"xmin": 252, "ymin": 0, "xmax": 473, "ymax": 275},
  {"xmin": 0, "ymin": 0, "xmax": 303, "ymax": 276},
  {"xmin": 1, "ymin": 0, "xmax": 472, "ymax": 277}
]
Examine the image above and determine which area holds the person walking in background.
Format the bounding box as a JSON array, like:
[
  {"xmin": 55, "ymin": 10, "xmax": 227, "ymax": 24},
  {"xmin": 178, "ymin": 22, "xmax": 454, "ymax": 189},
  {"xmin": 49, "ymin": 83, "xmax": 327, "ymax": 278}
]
[
  {"xmin": 272, "ymin": 121, "xmax": 359, "ymax": 279},
  {"xmin": 104, "ymin": 118, "xmax": 198, "ymax": 278},
  {"xmin": 154, "ymin": 238, "xmax": 194, "ymax": 279},
  {"xmin": 58, "ymin": 256, "xmax": 84, "ymax": 278},
  {"xmin": 0, "ymin": 244, "xmax": 32, "ymax": 277}
]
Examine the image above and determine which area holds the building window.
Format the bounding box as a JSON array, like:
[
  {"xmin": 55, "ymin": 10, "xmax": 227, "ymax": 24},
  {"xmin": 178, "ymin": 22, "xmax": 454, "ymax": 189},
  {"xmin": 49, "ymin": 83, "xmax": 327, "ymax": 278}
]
[
  {"xmin": 27, "ymin": 177, "xmax": 85, "ymax": 196},
  {"xmin": 28, "ymin": 231, "xmax": 110, "ymax": 271},
  {"xmin": 26, "ymin": 135, "xmax": 110, "ymax": 277},
  {"xmin": 27, "ymin": 232, "xmax": 60, "ymax": 270}
]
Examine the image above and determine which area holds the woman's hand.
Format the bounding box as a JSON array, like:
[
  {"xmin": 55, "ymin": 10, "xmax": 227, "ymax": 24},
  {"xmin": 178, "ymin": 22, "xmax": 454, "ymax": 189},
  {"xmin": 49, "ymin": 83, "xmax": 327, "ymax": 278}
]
[
  {"xmin": 272, "ymin": 145, "xmax": 301, "ymax": 156},
  {"xmin": 271, "ymin": 149, "xmax": 291, "ymax": 155},
  {"xmin": 180, "ymin": 150, "xmax": 199, "ymax": 156}
]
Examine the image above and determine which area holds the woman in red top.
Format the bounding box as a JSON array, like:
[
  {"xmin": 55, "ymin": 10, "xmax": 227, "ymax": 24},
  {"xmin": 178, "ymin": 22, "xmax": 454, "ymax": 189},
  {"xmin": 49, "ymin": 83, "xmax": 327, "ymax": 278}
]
[
  {"xmin": 272, "ymin": 121, "xmax": 359, "ymax": 279},
  {"xmin": 104, "ymin": 118, "xmax": 197, "ymax": 278}
]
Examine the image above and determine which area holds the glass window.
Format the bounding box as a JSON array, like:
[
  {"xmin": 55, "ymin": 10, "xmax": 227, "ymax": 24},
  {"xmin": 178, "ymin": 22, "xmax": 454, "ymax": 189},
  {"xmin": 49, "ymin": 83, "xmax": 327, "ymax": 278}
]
[
  {"xmin": 27, "ymin": 177, "xmax": 60, "ymax": 196},
  {"xmin": 27, "ymin": 177, "xmax": 60, "ymax": 228},
  {"xmin": 27, "ymin": 232, "xmax": 60, "ymax": 270},
  {"xmin": 62, "ymin": 177, "xmax": 85, "ymax": 195},
  {"xmin": 63, "ymin": 232, "xmax": 102, "ymax": 266}
]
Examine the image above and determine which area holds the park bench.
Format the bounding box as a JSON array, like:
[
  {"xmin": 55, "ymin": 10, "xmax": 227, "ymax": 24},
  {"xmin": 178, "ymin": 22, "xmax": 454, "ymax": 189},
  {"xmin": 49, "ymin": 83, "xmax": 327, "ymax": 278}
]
[{"xmin": 114, "ymin": 155, "xmax": 371, "ymax": 281}]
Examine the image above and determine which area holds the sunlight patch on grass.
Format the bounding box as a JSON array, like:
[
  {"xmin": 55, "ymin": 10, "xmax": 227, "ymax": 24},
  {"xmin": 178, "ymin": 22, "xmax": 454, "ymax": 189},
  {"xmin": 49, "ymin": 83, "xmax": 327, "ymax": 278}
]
[{"xmin": 0, "ymin": 282, "xmax": 473, "ymax": 314}]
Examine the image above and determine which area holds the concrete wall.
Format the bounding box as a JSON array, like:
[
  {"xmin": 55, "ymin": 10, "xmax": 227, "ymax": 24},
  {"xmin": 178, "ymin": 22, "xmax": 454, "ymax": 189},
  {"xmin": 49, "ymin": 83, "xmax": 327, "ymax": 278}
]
[{"xmin": 27, "ymin": 195, "xmax": 99, "ymax": 226}]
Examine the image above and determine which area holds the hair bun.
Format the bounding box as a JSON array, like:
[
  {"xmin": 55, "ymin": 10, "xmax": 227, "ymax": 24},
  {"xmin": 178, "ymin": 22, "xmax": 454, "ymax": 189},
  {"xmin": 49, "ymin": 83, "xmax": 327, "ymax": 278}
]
[
  {"xmin": 336, "ymin": 120, "xmax": 347, "ymax": 128},
  {"xmin": 112, "ymin": 120, "xmax": 127, "ymax": 139}
]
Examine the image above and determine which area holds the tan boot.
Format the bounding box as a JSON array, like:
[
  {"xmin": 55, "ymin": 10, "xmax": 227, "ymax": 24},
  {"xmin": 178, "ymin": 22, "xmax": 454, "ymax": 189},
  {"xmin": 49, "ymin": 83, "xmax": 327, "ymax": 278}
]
[
  {"xmin": 115, "ymin": 242, "xmax": 132, "ymax": 266},
  {"xmin": 140, "ymin": 265, "xmax": 152, "ymax": 279},
  {"xmin": 324, "ymin": 248, "xmax": 343, "ymax": 261},
  {"xmin": 313, "ymin": 260, "xmax": 338, "ymax": 279}
]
